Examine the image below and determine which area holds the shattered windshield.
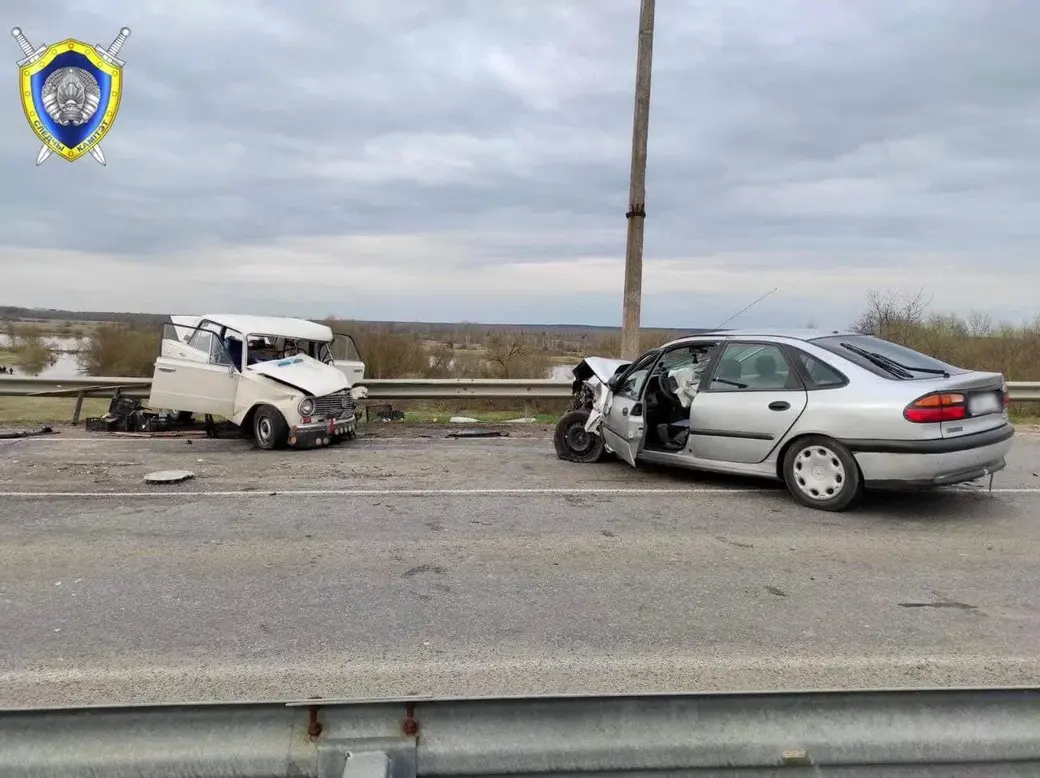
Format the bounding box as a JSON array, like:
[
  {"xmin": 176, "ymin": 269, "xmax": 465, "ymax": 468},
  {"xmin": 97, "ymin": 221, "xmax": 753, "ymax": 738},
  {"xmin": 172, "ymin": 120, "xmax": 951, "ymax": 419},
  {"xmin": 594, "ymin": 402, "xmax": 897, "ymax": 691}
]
[{"xmin": 243, "ymin": 335, "xmax": 334, "ymax": 366}]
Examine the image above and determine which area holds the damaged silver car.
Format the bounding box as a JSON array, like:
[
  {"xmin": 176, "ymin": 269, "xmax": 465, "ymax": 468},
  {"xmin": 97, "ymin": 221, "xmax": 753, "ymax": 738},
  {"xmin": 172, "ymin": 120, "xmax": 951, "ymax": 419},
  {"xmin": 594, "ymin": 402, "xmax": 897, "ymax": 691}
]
[{"xmin": 554, "ymin": 329, "xmax": 1015, "ymax": 511}]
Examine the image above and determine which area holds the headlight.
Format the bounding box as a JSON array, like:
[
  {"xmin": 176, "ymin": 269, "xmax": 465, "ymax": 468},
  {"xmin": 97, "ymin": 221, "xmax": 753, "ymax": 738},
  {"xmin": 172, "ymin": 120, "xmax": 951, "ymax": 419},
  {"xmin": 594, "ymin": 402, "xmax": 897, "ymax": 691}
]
[{"xmin": 298, "ymin": 398, "xmax": 315, "ymax": 416}]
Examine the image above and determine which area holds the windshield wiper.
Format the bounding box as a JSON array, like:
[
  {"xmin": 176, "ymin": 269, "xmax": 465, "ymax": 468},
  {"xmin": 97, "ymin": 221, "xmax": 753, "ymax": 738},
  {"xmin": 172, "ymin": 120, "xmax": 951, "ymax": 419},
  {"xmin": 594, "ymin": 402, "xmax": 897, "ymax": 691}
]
[
  {"xmin": 841, "ymin": 342, "xmax": 950, "ymax": 378},
  {"xmin": 839, "ymin": 342, "xmax": 915, "ymax": 379}
]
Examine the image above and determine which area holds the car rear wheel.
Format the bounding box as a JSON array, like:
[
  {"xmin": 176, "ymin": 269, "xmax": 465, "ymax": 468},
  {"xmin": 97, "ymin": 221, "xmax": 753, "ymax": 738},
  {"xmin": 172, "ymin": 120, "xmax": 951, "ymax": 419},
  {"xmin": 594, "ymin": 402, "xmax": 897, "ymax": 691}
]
[
  {"xmin": 253, "ymin": 405, "xmax": 288, "ymax": 450},
  {"xmin": 554, "ymin": 409, "xmax": 605, "ymax": 463},
  {"xmin": 782, "ymin": 435, "xmax": 862, "ymax": 511}
]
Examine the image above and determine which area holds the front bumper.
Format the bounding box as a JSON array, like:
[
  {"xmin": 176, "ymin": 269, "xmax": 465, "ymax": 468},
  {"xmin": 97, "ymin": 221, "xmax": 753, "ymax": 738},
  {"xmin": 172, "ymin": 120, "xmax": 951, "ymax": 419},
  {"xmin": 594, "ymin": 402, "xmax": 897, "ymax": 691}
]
[{"xmin": 289, "ymin": 414, "xmax": 357, "ymax": 448}]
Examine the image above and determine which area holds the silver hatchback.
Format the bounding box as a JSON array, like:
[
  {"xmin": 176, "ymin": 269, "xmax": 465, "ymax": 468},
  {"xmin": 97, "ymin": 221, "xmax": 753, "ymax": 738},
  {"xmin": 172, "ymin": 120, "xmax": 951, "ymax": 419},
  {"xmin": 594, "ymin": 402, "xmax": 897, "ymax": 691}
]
[{"xmin": 553, "ymin": 329, "xmax": 1015, "ymax": 511}]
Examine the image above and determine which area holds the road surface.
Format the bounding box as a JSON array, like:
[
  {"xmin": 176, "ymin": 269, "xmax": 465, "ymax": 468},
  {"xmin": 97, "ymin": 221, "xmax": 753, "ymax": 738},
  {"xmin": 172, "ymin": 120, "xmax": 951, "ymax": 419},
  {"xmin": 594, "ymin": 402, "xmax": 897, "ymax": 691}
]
[{"xmin": 1, "ymin": 424, "xmax": 1039, "ymax": 707}]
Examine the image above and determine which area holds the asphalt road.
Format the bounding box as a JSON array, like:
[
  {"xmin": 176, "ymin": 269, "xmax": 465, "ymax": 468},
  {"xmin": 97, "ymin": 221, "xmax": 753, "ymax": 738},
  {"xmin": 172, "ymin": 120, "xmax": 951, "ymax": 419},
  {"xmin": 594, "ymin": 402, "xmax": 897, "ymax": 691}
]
[{"xmin": 1, "ymin": 425, "xmax": 1039, "ymax": 708}]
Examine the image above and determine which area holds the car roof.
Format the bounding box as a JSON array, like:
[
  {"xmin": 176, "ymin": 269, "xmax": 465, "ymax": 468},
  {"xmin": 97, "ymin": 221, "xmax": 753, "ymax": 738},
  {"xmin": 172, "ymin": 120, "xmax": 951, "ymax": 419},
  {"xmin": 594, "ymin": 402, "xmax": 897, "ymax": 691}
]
[
  {"xmin": 194, "ymin": 314, "xmax": 333, "ymax": 341},
  {"xmin": 660, "ymin": 327, "xmax": 854, "ymax": 348}
]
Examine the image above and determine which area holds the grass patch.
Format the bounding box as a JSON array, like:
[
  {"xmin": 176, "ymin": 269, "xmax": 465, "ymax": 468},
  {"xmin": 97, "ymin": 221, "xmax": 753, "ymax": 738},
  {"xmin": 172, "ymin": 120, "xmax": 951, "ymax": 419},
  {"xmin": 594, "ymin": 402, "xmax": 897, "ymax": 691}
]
[
  {"xmin": 1009, "ymin": 408, "xmax": 1040, "ymax": 425},
  {"xmin": 0, "ymin": 397, "xmax": 109, "ymax": 425},
  {"xmin": 0, "ymin": 348, "xmax": 18, "ymax": 366}
]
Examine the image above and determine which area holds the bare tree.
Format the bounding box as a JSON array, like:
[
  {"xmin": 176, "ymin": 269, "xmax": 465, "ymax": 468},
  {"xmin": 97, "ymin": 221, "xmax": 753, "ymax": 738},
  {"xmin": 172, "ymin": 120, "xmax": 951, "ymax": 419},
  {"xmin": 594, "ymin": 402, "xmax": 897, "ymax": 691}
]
[
  {"xmin": 852, "ymin": 288, "xmax": 932, "ymax": 340},
  {"xmin": 482, "ymin": 333, "xmax": 551, "ymax": 378}
]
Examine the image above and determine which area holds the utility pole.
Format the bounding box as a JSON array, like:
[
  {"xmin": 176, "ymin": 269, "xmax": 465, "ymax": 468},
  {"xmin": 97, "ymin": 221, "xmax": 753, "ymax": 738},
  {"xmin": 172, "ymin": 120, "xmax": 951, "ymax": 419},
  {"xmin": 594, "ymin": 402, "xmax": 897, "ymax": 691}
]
[{"xmin": 620, "ymin": 0, "xmax": 656, "ymax": 360}]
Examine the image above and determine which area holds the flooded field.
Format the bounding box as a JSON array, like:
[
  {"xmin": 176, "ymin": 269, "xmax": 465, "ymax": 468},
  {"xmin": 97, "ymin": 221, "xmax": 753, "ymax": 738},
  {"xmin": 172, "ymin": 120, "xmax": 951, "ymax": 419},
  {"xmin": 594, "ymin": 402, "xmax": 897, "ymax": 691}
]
[{"xmin": 0, "ymin": 335, "xmax": 84, "ymax": 379}]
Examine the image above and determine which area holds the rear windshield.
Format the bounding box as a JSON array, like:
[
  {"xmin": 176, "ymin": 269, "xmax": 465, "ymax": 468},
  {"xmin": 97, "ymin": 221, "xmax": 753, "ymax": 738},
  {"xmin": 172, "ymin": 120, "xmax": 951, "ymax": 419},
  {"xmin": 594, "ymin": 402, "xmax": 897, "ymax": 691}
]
[{"xmin": 810, "ymin": 334, "xmax": 965, "ymax": 380}]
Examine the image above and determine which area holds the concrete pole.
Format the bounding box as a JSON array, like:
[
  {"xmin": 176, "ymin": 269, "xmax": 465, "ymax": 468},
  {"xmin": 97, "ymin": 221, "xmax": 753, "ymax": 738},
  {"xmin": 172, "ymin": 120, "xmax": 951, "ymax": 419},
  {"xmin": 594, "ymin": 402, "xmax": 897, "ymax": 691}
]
[{"xmin": 620, "ymin": 0, "xmax": 656, "ymax": 360}]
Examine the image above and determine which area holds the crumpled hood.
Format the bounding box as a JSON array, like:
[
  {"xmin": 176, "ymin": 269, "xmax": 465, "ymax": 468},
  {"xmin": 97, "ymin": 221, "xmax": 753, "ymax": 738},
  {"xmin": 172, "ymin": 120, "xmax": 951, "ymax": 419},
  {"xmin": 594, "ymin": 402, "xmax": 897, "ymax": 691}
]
[
  {"xmin": 248, "ymin": 353, "xmax": 351, "ymax": 396},
  {"xmin": 573, "ymin": 356, "xmax": 631, "ymax": 385}
]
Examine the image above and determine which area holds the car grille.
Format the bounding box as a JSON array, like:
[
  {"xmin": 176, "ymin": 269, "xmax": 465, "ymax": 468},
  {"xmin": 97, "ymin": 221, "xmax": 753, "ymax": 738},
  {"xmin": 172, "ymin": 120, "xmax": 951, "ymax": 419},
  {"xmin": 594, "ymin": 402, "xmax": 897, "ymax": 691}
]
[{"xmin": 312, "ymin": 391, "xmax": 356, "ymax": 419}]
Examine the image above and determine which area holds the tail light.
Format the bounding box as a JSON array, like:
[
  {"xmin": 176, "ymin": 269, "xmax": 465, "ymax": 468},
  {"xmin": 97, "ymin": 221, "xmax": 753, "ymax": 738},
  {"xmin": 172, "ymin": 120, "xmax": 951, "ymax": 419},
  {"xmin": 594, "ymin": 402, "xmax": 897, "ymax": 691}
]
[{"xmin": 904, "ymin": 392, "xmax": 967, "ymax": 423}]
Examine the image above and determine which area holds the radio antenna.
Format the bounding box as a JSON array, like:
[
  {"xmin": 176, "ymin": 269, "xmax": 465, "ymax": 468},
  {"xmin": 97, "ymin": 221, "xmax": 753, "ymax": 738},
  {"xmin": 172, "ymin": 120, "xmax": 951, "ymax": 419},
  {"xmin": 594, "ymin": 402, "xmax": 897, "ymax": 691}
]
[{"xmin": 714, "ymin": 287, "xmax": 779, "ymax": 329}]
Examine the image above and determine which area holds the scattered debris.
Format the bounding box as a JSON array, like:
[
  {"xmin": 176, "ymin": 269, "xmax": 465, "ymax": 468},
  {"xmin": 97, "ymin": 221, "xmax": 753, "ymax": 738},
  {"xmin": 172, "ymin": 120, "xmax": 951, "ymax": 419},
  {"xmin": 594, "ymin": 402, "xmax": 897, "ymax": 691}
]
[
  {"xmin": 445, "ymin": 430, "xmax": 506, "ymax": 439},
  {"xmin": 144, "ymin": 470, "xmax": 195, "ymax": 485},
  {"xmin": 765, "ymin": 586, "xmax": 787, "ymax": 597},
  {"xmin": 449, "ymin": 416, "xmax": 479, "ymax": 423},
  {"xmin": 503, "ymin": 417, "xmax": 538, "ymax": 423},
  {"xmin": 898, "ymin": 599, "xmax": 976, "ymax": 610},
  {"xmin": 0, "ymin": 426, "xmax": 56, "ymax": 440}
]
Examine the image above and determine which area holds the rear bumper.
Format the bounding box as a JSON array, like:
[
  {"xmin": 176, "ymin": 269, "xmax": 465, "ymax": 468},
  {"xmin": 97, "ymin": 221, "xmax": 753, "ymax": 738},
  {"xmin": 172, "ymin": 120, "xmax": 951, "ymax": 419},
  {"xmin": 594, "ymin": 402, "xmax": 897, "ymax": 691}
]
[
  {"xmin": 841, "ymin": 423, "xmax": 1015, "ymax": 489},
  {"xmin": 290, "ymin": 415, "xmax": 357, "ymax": 448}
]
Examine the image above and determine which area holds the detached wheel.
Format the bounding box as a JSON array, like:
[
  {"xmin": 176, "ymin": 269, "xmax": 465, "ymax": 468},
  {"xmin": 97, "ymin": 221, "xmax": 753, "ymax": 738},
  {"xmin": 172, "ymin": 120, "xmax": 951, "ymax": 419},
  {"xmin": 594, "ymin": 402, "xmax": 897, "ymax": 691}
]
[
  {"xmin": 253, "ymin": 405, "xmax": 288, "ymax": 450},
  {"xmin": 554, "ymin": 409, "xmax": 605, "ymax": 463},
  {"xmin": 782, "ymin": 435, "xmax": 862, "ymax": 511}
]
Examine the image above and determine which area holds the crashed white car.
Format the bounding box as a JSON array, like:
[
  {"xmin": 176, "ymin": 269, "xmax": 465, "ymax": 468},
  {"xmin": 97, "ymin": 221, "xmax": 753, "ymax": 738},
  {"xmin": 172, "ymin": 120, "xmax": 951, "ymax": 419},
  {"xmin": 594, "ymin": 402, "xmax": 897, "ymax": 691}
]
[{"xmin": 147, "ymin": 314, "xmax": 368, "ymax": 450}]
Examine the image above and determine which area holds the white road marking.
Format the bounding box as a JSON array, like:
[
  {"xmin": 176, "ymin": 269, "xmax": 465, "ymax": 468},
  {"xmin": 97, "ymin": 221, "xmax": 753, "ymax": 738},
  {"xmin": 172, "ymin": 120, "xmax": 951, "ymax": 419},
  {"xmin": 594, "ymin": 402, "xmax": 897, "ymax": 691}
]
[{"xmin": 1, "ymin": 487, "xmax": 1038, "ymax": 498}]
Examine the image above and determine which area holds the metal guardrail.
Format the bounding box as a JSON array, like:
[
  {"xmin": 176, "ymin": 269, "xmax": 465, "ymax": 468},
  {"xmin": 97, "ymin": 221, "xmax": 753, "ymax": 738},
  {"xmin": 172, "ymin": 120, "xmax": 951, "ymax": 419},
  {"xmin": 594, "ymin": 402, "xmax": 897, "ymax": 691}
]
[
  {"xmin": 2, "ymin": 375, "xmax": 1040, "ymax": 401},
  {"xmin": 1, "ymin": 688, "xmax": 1039, "ymax": 776},
  {"xmin": 0, "ymin": 376, "xmax": 577, "ymax": 401},
  {"xmin": 0, "ymin": 376, "xmax": 580, "ymax": 423}
]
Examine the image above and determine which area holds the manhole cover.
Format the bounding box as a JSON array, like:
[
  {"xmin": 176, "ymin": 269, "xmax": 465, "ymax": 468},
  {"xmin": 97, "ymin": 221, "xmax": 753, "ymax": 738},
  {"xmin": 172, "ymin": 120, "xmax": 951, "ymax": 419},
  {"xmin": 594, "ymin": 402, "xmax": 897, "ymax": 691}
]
[{"xmin": 144, "ymin": 470, "xmax": 195, "ymax": 484}]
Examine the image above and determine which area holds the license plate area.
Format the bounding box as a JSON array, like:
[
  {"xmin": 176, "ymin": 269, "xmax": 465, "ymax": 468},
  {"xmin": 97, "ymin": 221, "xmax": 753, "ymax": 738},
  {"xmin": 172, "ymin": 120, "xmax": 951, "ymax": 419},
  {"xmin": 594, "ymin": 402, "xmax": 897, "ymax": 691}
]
[{"xmin": 968, "ymin": 391, "xmax": 1001, "ymax": 416}]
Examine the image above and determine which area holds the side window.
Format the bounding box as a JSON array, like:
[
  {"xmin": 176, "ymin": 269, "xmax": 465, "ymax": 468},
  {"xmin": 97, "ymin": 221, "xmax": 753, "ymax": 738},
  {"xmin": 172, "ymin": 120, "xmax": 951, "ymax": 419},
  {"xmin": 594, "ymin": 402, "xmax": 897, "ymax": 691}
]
[
  {"xmin": 186, "ymin": 328, "xmax": 211, "ymax": 352},
  {"xmin": 709, "ymin": 343, "xmax": 796, "ymax": 391},
  {"xmin": 615, "ymin": 352, "xmax": 659, "ymax": 400},
  {"xmin": 183, "ymin": 328, "xmax": 233, "ymax": 366},
  {"xmin": 794, "ymin": 351, "xmax": 846, "ymax": 388},
  {"xmin": 332, "ymin": 333, "xmax": 362, "ymax": 361}
]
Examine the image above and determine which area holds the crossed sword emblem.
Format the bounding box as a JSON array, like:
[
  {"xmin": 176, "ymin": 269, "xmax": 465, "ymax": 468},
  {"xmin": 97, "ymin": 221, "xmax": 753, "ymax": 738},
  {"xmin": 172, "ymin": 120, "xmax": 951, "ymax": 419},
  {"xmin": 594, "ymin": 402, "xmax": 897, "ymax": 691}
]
[{"xmin": 11, "ymin": 26, "xmax": 130, "ymax": 165}]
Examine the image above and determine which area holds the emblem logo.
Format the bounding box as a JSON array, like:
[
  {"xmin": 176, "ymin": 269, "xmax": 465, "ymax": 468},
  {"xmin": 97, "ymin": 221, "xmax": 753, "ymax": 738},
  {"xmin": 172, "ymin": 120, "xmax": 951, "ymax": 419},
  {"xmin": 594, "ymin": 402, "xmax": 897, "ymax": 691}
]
[{"xmin": 11, "ymin": 26, "xmax": 130, "ymax": 165}]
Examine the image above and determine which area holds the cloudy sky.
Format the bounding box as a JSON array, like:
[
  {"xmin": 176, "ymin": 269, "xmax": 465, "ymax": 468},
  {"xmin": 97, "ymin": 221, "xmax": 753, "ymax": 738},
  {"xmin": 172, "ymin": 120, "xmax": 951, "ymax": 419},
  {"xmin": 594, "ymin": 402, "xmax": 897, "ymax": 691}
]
[{"xmin": 3, "ymin": 0, "xmax": 1038, "ymax": 329}]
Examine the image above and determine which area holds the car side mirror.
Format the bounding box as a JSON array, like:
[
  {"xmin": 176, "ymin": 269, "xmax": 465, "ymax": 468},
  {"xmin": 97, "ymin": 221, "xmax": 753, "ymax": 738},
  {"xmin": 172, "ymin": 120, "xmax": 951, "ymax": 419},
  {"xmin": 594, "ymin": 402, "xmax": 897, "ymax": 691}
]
[{"xmin": 607, "ymin": 375, "xmax": 619, "ymax": 390}]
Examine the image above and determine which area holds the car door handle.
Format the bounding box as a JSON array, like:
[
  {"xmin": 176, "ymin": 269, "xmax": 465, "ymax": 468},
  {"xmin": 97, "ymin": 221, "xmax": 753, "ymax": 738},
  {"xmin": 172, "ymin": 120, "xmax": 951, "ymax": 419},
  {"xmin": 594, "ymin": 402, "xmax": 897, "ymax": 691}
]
[
  {"xmin": 158, "ymin": 367, "xmax": 176, "ymax": 373},
  {"xmin": 768, "ymin": 401, "xmax": 790, "ymax": 411}
]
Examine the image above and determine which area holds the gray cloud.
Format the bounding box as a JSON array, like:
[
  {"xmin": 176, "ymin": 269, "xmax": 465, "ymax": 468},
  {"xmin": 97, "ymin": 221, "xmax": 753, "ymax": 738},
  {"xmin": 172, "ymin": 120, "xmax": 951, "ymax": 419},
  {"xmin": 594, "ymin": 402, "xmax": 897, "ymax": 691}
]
[{"xmin": 2, "ymin": 0, "xmax": 1039, "ymax": 327}]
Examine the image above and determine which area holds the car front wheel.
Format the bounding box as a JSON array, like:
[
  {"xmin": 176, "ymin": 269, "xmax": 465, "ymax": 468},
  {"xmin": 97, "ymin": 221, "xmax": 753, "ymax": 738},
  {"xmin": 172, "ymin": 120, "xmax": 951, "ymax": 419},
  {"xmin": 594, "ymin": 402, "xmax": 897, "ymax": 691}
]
[
  {"xmin": 553, "ymin": 409, "xmax": 605, "ymax": 463},
  {"xmin": 782, "ymin": 435, "xmax": 862, "ymax": 511},
  {"xmin": 253, "ymin": 405, "xmax": 289, "ymax": 450}
]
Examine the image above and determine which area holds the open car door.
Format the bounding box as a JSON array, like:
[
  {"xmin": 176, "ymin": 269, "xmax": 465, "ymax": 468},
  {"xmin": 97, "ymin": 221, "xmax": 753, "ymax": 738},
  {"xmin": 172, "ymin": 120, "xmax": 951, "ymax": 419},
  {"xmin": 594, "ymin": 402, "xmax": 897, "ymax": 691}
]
[
  {"xmin": 331, "ymin": 332, "xmax": 365, "ymax": 382},
  {"xmin": 600, "ymin": 351, "xmax": 659, "ymax": 466},
  {"xmin": 148, "ymin": 323, "xmax": 238, "ymax": 418}
]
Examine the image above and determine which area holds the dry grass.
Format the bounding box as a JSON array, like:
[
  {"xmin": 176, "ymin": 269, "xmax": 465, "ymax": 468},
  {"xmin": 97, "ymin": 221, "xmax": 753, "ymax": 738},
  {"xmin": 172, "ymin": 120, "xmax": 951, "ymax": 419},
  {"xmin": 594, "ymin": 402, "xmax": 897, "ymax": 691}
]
[
  {"xmin": 0, "ymin": 397, "xmax": 109, "ymax": 425},
  {"xmin": 1, "ymin": 319, "xmax": 101, "ymax": 339}
]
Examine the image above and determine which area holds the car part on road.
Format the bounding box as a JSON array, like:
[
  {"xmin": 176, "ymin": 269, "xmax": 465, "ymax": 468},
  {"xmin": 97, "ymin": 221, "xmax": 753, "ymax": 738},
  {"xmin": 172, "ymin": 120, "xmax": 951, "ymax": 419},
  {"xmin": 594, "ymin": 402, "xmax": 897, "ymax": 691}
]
[
  {"xmin": 554, "ymin": 409, "xmax": 606, "ymax": 463},
  {"xmin": 446, "ymin": 430, "xmax": 506, "ymax": 438},
  {"xmin": 143, "ymin": 470, "xmax": 195, "ymax": 484},
  {"xmin": 0, "ymin": 426, "xmax": 56, "ymax": 440}
]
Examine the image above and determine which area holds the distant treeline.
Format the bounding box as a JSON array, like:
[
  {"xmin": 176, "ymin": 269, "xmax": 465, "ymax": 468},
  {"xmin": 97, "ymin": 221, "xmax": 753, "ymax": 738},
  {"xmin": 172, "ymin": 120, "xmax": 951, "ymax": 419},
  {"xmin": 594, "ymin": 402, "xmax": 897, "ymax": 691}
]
[{"xmin": 4, "ymin": 293, "xmax": 1040, "ymax": 383}]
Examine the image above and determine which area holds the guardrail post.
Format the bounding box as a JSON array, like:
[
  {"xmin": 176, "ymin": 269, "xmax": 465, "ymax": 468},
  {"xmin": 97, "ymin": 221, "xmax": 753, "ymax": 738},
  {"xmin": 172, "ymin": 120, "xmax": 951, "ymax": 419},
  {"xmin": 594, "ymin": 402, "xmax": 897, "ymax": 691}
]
[
  {"xmin": 523, "ymin": 399, "xmax": 534, "ymax": 418},
  {"xmin": 71, "ymin": 390, "xmax": 85, "ymax": 426}
]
